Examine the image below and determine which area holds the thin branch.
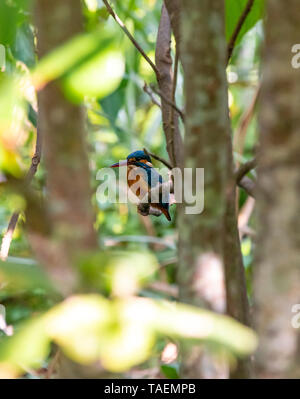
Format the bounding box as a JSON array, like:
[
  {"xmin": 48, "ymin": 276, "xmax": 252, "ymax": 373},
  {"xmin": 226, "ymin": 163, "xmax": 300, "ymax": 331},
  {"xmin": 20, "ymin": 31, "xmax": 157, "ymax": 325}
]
[
  {"xmin": 155, "ymin": 4, "xmax": 183, "ymax": 169},
  {"xmin": 238, "ymin": 176, "xmax": 256, "ymax": 198},
  {"xmin": 143, "ymin": 147, "xmax": 173, "ymax": 170},
  {"xmin": 0, "ymin": 213, "xmax": 20, "ymax": 261},
  {"xmin": 238, "ymin": 196, "xmax": 256, "ymax": 239},
  {"xmin": 227, "ymin": 0, "xmax": 255, "ymax": 64},
  {"xmin": 25, "ymin": 126, "xmax": 42, "ymax": 184},
  {"xmin": 236, "ymin": 157, "xmax": 257, "ymax": 200},
  {"xmin": 0, "ymin": 124, "xmax": 42, "ymax": 261},
  {"xmin": 151, "ymin": 84, "xmax": 185, "ymax": 123},
  {"xmin": 143, "ymin": 83, "xmax": 161, "ymax": 108},
  {"xmin": 233, "ymin": 83, "xmax": 261, "ymax": 161},
  {"xmin": 46, "ymin": 349, "xmax": 60, "ymax": 379},
  {"xmin": 169, "ymin": 48, "xmax": 180, "ymax": 166},
  {"xmin": 147, "ymin": 281, "xmax": 179, "ymax": 298},
  {"xmin": 235, "ymin": 157, "xmax": 257, "ymax": 183},
  {"xmin": 172, "ymin": 49, "xmax": 179, "ymax": 104},
  {"xmin": 137, "ymin": 213, "xmax": 165, "ymax": 251},
  {"xmin": 103, "ymin": 0, "xmax": 159, "ymax": 79},
  {"xmin": 143, "ymin": 82, "xmax": 185, "ymax": 123}
]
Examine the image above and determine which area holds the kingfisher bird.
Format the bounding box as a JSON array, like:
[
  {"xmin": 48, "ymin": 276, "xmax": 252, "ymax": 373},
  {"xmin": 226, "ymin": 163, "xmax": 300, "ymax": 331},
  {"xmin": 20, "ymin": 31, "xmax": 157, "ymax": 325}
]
[{"xmin": 110, "ymin": 150, "xmax": 171, "ymax": 221}]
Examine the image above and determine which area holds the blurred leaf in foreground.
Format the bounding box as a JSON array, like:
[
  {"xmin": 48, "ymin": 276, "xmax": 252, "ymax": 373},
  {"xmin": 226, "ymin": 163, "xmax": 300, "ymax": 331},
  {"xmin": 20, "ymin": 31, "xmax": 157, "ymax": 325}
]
[
  {"xmin": 160, "ymin": 364, "xmax": 180, "ymax": 379},
  {"xmin": 0, "ymin": 76, "xmax": 25, "ymax": 177},
  {"xmin": 32, "ymin": 26, "xmax": 124, "ymax": 102},
  {"xmin": 0, "ymin": 294, "xmax": 258, "ymax": 376},
  {"xmin": 76, "ymin": 250, "xmax": 158, "ymax": 296},
  {"xmin": 0, "ymin": 0, "xmax": 30, "ymax": 46},
  {"xmin": 0, "ymin": 257, "xmax": 55, "ymax": 295}
]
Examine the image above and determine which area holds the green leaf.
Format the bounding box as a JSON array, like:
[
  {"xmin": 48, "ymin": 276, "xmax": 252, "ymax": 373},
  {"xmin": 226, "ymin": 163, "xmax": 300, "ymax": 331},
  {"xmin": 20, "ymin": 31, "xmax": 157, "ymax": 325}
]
[
  {"xmin": 32, "ymin": 27, "xmax": 125, "ymax": 101},
  {"xmin": 62, "ymin": 47, "xmax": 124, "ymax": 102},
  {"xmin": 160, "ymin": 364, "xmax": 180, "ymax": 379},
  {"xmin": 225, "ymin": 0, "xmax": 265, "ymax": 45},
  {"xmin": 0, "ymin": 295, "xmax": 257, "ymax": 376},
  {"xmin": 12, "ymin": 24, "xmax": 36, "ymax": 68},
  {"xmin": 0, "ymin": 0, "xmax": 30, "ymax": 46},
  {"xmin": 100, "ymin": 78, "xmax": 128, "ymax": 124},
  {"xmin": 76, "ymin": 250, "xmax": 158, "ymax": 296},
  {"xmin": 0, "ymin": 76, "xmax": 25, "ymax": 177},
  {"xmin": 0, "ymin": 318, "xmax": 50, "ymax": 374},
  {"xmin": 45, "ymin": 295, "xmax": 112, "ymax": 364},
  {"xmin": 151, "ymin": 300, "xmax": 258, "ymax": 356},
  {"xmin": 0, "ymin": 257, "xmax": 55, "ymax": 294}
]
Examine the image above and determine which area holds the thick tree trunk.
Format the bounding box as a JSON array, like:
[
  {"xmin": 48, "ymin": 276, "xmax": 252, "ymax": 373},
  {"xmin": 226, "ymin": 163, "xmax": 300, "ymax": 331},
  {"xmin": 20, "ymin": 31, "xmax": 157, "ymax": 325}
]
[
  {"xmin": 223, "ymin": 144, "xmax": 252, "ymax": 378},
  {"xmin": 167, "ymin": 0, "xmax": 252, "ymax": 378},
  {"xmin": 33, "ymin": 0, "xmax": 97, "ymax": 296},
  {"xmin": 35, "ymin": 0, "xmax": 97, "ymax": 254},
  {"xmin": 178, "ymin": 0, "xmax": 229, "ymax": 379},
  {"xmin": 34, "ymin": 0, "xmax": 100, "ymax": 378},
  {"xmin": 254, "ymin": 0, "xmax": 300, "ymax": 378}
]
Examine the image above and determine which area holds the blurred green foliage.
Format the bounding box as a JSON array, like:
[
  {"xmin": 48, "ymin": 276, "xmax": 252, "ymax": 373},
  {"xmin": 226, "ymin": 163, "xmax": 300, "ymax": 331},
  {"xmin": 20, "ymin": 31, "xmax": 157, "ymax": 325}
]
[
  {"xmin": 0, "ymin": 293, "xmax": 257, "ymax": 375},
  {"xmin": 226, "ymin": 0, "xmax": 264, "ymax": 47}
]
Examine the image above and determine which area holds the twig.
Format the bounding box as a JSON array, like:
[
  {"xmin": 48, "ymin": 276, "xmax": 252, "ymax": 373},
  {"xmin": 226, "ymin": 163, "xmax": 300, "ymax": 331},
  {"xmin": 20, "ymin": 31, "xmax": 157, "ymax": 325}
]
[
  {"xmin": 144, "ymin": 82, "xmax": 185, "ymax": 123},
  {"xmin": 238, "ymin": 196, "xmax": 256, "ymax": 239},
  {"xmin": 151, "ymin": 84, "xmax": 185, "ymax": 123},
  {"xmin": 0, "ymin": 213, "xmax": 20, "ymax": 261},
  {"xmin": 169, "ymin": 48, "xmax": 180, "ymax": 171},
  {"xmin": 235, "ymin": 157, "xmax": 257, "ymax": 183},
  {"xmin": 104, "ymin": 235, "xmax": 176, "ymax": 250},
  {"xmin": 0, "ymin": 122, "xmax": 41, "ymax": 261},
  {"xmin": 143, "ymin": 83, "xmax": 161, "ymax": 108},
  {"xmin": 171, "ymin": 49, "xmax": 179, "ymax": 105},
  {"xmin": 233, "ymin": 84, "xmax": 260, "ymax": 163},
  {"xmin": 227, "ymin": 0, "xmax": 255, "ymax": 64},
  {"xmin": 103, "ymin": 0, "xmax": 159, "ymax": 79},
  {"xmin": 160, "ymin": 256, "xmax": 178, "ymax": 268},
  {"xmin": 147, "ymin": 281, "xmax": 179, "ymax": 298},
  {"xmin": 137, "ymin": 213, "xmax": 165, "ymax": 251},
  {"xmin": 238, "ymin": 176, "xmax": 256, "ymax": 198},
  {"xmin": 155, "ymin": 4, "xmax": 183, "ymax": 169},
  {"xmin": 46, "ymin": 349, "xmax": 60, "ymax": 379},
  {"xmin": 143, "ymin": 147, "xmax": 173, "ymax": 170}
]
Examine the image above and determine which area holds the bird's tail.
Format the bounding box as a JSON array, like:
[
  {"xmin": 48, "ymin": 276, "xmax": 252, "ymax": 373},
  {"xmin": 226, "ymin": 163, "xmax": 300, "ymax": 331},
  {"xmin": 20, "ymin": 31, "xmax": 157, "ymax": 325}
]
[{"xmin": 161, "ymin": 207, "xmax": 171, "ymax": 221}]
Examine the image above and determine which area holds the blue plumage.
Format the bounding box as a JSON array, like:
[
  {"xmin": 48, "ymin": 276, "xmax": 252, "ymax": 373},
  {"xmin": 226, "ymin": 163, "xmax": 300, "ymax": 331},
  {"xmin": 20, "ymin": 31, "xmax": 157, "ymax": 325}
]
[
  {"xmin": 127, "ymin": 150, "xmax": 151, "ymax": 163},
  {"xmin": 117, "ymin": 150, "xmax": 171, "ymax": 221}
]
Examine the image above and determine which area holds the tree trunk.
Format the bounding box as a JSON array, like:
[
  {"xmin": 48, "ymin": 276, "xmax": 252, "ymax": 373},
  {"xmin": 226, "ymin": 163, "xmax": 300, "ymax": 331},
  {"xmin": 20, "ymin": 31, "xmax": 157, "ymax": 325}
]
[
  {"xmin": 254, "ymin": 0, "xmax": 300, "ymax": 378},
  {"xmin": 33, "ymin": 0, "xmax": 98, "ymax": 296},
  {"xmin": 178, "ymin": 0, "xmax": 229, "ymax": 379},
  {"xmin": 34, "ymin": 0, "xmax": 100, "ymax": 378},
  {"xmin": 35, "ymin": 0, "xmax": 97, "ymax": 254},
  {"xmin": 223, "ymin": 142, "xmax": 252, "ymax": 378},
  {"xmin": 167, "ymin": 0, "xmax": 252, "ymax": 378}
]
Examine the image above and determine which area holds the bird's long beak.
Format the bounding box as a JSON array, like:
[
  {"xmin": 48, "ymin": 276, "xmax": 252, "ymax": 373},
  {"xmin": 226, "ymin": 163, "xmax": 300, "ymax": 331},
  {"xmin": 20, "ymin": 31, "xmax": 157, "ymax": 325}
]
[{"xmin": 110, "ymin": 160, "xmax": 128, "ymax": 168}]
